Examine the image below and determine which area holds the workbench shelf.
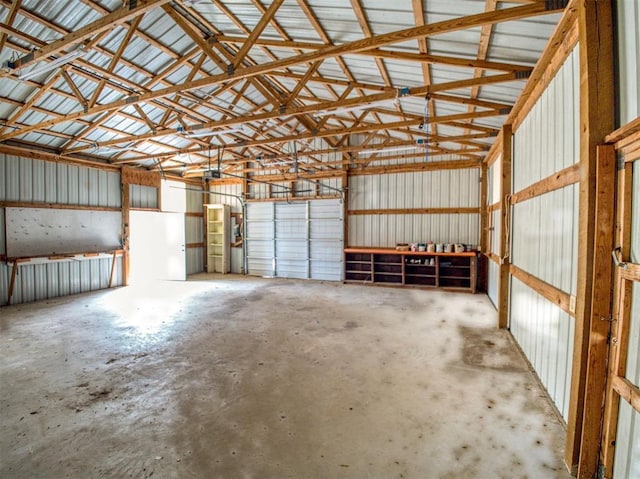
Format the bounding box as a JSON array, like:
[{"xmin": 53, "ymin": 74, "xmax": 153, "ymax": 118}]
[{"xmin": 344, "ymin": 248, "xmax": 477, "ymax": 293}]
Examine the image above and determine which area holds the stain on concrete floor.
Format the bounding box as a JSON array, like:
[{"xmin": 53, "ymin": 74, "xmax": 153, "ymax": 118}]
[{"xmin": 0, "ymin": 275, "xmax": 571, "ymax": 478}]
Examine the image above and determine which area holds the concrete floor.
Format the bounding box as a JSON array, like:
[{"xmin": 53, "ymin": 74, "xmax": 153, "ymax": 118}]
[{"xmin": 0, "ymin": 275, "xmax": 572, "ymax": 479}]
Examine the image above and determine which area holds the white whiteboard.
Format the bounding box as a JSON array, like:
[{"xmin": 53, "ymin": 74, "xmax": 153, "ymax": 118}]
[{"xmin": 5, "ymin": 207, "xmax": 122, "ymax": 258}]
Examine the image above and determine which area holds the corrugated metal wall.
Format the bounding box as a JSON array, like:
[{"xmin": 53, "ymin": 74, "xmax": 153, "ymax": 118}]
[
  {"xmin": 510, "ymin": 277, "xmax": 575, "ymax": 420},
  {"xmin": 617, "ymin": 0, "xmax": 640, "ymax": 127},
  {"xmin": 0, "ymin": 154, "xmax": 123, "ymax": 306},
  {"xmin": 509, "ymin": 47, "xmax": 579, "ymax": 422},
  {"xmin": 487, "ymin": 159, "xmax": 501, "ymax": 307},
  {"xmin": 613, "ymin": 162, "xmax": 640, "ymax": 478},
  {"xmin": 348, "ymin": 169, "xmax": 480, "ymax": 247},
  {"xmin": 186, "ymin": 185, "xmax": 205, "ymax": 275},
  {"xmin": 130, "ymin": 184, "xmax": 158, "ymax": 209},
  {"xmin": 0, "ymin": 154, "xmax": 121, "ymax": 207}
]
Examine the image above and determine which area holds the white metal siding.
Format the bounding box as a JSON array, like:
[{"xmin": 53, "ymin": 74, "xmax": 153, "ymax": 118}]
[
  {"xmin": 613, "ymin": 162, "xmax": 640, "ymax": 478},
  {"xmin": 130, "ymin": 184, "xmax": 158, "ymax": 209},
  {"xmin": 512, "ymin": 47, "xmax": 579, "ymax": 192},
  {"xmin": 0, "ymin": 154, "xmax": 121, "ymax": 207},
  {"xmin": 488, "ymin": 159, "xmax": 501, "ymax": 206},
  {"xmin": 0, "ymin": 155, "xmax": 123, "ymax": 306},
  {"xmin": 511, "ymin": 185, "xmax": 578, "ymax": 295},
  {"xmin": 1, "ymin": 256, "xmax": 122, "ymax": 307},
  {"xmin": 617, "ymin": 0, "xmax": 640, "ymax": 127},
  {"xmin": 349, "ymin": 168, "xmax": 480, "ymax": 247},
  {"xmin": 508, "ymin": 48, "xmax": 579, "ymax": 420},
  {"xmin": 510, "ymin": 277, "xmax": 575, "ymax": 421},
  {"xmin": 487, "ymin": 259, "xmax": 499, "ymax": 307}
]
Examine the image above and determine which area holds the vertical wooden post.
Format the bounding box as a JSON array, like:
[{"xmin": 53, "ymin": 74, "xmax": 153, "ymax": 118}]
[
  {"xmin": 565, "ymin": 0, "xmax": 614, "ymax": 473},
  {"xmin": 108, "ymin": 251, "xmax": 117, "ymax": 288},
  {"xmin": 498, "ymin": 124, "xmax": 512, "ymax": 329},
  {"xmin": 7, "ymin": 260, "xmax": 18, "ymax": 305},
  {"xmin": 121, "ymin": 179, "xmax": 130, "ymax": 286},
  {"xmin": 576, "ymin": 144, "xmax": 616, "ymax": 478}
]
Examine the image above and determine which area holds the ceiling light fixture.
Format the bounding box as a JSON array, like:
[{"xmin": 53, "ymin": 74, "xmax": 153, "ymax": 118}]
[
  {"xmin": 357, "ymin": 144, "xmax": 426, "ymax": 156},
  {"xmin": 17, "ymin": 45, "xmax": 87, "ymax": 81},
  {"xmin": 184, "ymin": 126, "xmax": 244, "ymax": 138}
]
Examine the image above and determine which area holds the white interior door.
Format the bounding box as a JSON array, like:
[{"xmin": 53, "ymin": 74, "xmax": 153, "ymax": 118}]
[{"xmin": 130, "ymin": 211, "xmax": 186, "ymax": 282}]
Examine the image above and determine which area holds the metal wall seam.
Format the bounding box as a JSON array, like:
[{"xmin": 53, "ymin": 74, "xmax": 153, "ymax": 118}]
[{"xmin": 510, "ymin": 277, "xmax": 574, "ymax": 421}]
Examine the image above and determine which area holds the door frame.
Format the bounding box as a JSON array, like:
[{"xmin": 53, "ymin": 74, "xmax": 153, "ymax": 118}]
[{"xmin": 599, "ymin": 136, "xmax": 640, "ymax": 478}]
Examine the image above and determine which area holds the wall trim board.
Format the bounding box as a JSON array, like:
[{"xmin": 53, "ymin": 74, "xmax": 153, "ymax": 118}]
[
  {"xmin": 605, "ymin": 116, "xmax": 640, "ymax": 144},
  {"xmin": 121, "ymin": 166, "xmax": 161, "ymax": 188},
  {"xmin": 485, "ymin": 1, "xmax": 579, "ymax": 164},
  {"xmin": 510, "ymin": 164, "xmax": 580, "ymax": 205},
  {"xmin": 348, "ymin": 159, "xmax": 480, "ymax": 176},
  {"xmin": 486, "ymin": 252, "xmax": 500, "ymax": 264},
  {"xmin": 246, "ymin": 194, "xmax": 342, "ymax": 203},
  {"xmin": 611, "ymin": 376, "xmax": 640, "ymax": 415},
  {"xmin": 186, "ymin": 212, "xmax": 204, "ymax": 217},
  {"xmin": 487, "ymin": 201, "xmax": 500, "ymax": 212},
  {"xmin": 0, "ymin": 201, "xmax": 120, "ymax": 212},
  {"xmin": 186, "ymin": 242, "xmax": 205, "ymax": 249},
  {"xmin": 348, "ymin": 207, "xmax": 480, "ymax": 216},
  {"xmin": 0, "ymin": 144, "xmax": 119, "ymax": 171},
  {"xmin": 510, "ymin": 264, "xmax": 573, "ymax": 317}
]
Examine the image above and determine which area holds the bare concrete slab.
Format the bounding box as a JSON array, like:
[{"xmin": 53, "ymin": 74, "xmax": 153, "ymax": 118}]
[{"xmin": 0, "ymin": 275, "xmax": 572, "ymax": 478}]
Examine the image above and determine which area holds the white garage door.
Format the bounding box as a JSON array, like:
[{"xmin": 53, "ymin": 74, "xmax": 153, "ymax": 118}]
[{"xmin": 246, "ymin": 199, "xmax": 343, "ymax": 281}]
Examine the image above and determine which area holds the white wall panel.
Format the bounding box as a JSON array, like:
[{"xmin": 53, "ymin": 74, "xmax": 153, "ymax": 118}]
[
  {"xmin": 209, "ymin": 183, "xmax": 243, "ymax": 213},
  {"xmin": 510, "ymin": 277, "xmax": 574, "ymax": 421},
  {"xmin": 130, "ymin": 184, "xmax": 158, "ymax": 209},
  {"xmin": 613, "ymin": 162, "xmax": 640, "ymax": 478},
  {"xmin": 0, "ymin": 208, "xmax": 5, "ymax": 255},
  {"xmin": 0, "ymin": 154, "xmax": 121, "ymax": 207},
  {"xmin": 487, "ymin": 259, "xmax": 499, "ymax": 308},
  {"xmin": 186, "ymin": 185, "xmax": 204, "ymax": 213},
  {"xmin": 617, "ymin": 0, "xmax": 640, "ymax": 126},
  {"xmin": 186, "ymin": 248, "xmax": 205, "ymax": 275},
  {"xmin": 349, "ymin": 214, "xmax": 479, "ymax": 247},
  {"xmin": 512, "ymin": 47, "xmax": 579, "ymax": 192},
  {"xmin": 511, "ymin": 185, "xmax": 578, "ymax": 295},
  {"xmin": 349, "ymin": 169, "xmax": 479, "ymax": 210},
  {"xmin": 1, "ymin": 256, "xmax": 123, "ymax": 307},
  {"xmin": 488, "ymin": 159, "xmax": 501, "ymax": 206},
  {"xmin": 348, "ymin": 169, "xmax": 480, "ymax": 247}
]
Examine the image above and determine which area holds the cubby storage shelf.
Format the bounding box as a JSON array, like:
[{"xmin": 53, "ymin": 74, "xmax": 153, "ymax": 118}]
[{"xmin": 344, "ymin": 247, "xmax": 477, "ymax": 293}]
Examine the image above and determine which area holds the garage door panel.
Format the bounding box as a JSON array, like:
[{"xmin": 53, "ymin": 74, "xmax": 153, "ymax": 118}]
[{"xmin": 246, "ymin": 199, "xmax": 343, "ymax": 280}]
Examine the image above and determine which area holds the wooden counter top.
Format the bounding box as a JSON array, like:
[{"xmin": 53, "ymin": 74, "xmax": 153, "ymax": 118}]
[{"xmin": 344, "ymin": 247, "xmax": 477, "ymax": 257}]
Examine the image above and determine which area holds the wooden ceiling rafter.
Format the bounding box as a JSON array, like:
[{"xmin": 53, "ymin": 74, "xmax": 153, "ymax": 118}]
[{"xmin": 0, "ymin": 2, "xmax": 557, "ymax": 144}]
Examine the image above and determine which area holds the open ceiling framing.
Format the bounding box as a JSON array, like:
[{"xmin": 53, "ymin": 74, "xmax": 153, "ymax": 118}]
[{"xmin": 0, "ymin": 0, "xmax": 566, "ymax": 183}]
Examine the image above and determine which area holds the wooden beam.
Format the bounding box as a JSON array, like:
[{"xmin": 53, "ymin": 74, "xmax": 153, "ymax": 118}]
[
  {"xmin": 349, "ymin": 158, "xmax": 481, "ymax": 176},
  {"xmin": 565, "ymin": 0, "xmax": 615, "ymax": 474},
  {"xmin": 510, "ymin": 264, "xmax": 573, "ymax": 316},
  {"xmin": 577, "ymin": 144, "xmax": 616, "ymax": 478},
  {"xmin": 0, "ymin": 2, "xmax": 561, "ymax": 142},
  {"xmin": 498, "ymin": 123, "xmax": 512, "ymax": 329},
  {"xmin": 348, "ymin": 207, "xmax": 480, "ymax": 216},
  {"xmin": 611, "ymin": 376, "xmax": 640, "ymax": 414},
  {"xmin": 510, "ymin": 163, "xmax": 580, "ymax": 204},
  {"xmin": 480, "ymin": 163, "xmax": 488, "ymax": 254},
  {"xmin": 0, "ymin": 0, "xmax": 20, "ymax": 50},
  {"xmin": 233, "ymin": 0, "xmax": 285, "ymax": 68},
  {"xmin": 9, "ymin": 0, "xmax": 173, "ymax": 70}
]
